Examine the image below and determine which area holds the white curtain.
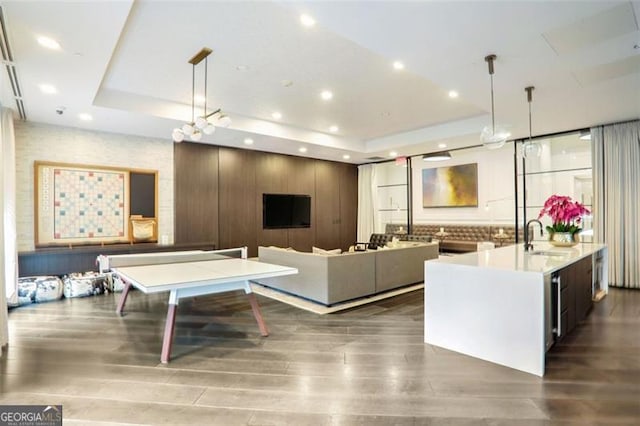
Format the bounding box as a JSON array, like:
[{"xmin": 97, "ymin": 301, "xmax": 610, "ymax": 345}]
[
  {"xmin": 591, "ymin": 120, "xmax": 640, "ymax": 289},
  {"xmin": 357, "ymin": 164, "xmax": 379, "ymax": 242},
  {"xmin": 0, "ymin": 107, "xmax": 17, "ymax": 354}
]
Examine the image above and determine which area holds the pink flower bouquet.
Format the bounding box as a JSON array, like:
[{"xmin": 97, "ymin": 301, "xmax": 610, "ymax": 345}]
[{"xmin": 538, "ymin": 195, "xmax": 591, "ymax": 234}]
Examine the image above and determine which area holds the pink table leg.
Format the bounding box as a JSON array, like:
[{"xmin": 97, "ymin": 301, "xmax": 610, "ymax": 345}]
[
  {"xmin": 247, "ymin": 293, "xmax": 269, "ymax": 336},
  {"xmin": 161, "ymin": 303, "xmax": 177, "ymax": 363},
  {"xmin": 116, "ymin": 281, "xmax": 133, "ymax": 315}
]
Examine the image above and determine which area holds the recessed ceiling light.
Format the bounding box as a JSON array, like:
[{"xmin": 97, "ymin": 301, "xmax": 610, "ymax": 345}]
[
  {"xmin": 271, "ymin": 112, "xmax": 282, "ymax": 120},
  {"xmin": 389, "ymin": 151, "xmax": 398, "ymax": 157},
  {"xmin": 329, "ymin": 125, "xmax": 339, "ymax": 133},
  {"xmin": 393, "ymin": 61, "xmax": 405, "ymax": 70},
  {"xmin": 281, "ymin": 80, "xmax": 293, "ymax": 87},
  {"xmin": 320, "ymin": 90, "xmax": 333, "ymax": 100},
  {"xmin": 300, "ymin": 14, "xmax": 316, "ymax": 27},
  {"xmin": 236, "ymin": 65, "xmax": 249, "ymax": 71},
  {"xmin": 78, "ymin": 113, "xmax": 92, "ymax": 121},
  {"xmin": 244, "ymin": 138, "xmax": 254, "ymax": 145},
  {"xmin": 448, "ymin": 90, "xmax": 459, "ymax": 99},
  {"xmin": 438, "ymin": 143, "xmax": 448, "ymax": 149},
  {"xmin": 299, "ymin": 147, "xmax": 308, "ymax": 153},
  {"xmin": 39, "ymin": 84, "xmax": 57, "ymax": 94},
  {"xmin": 342, "ymin": 154, "xmax": 350, "ymax": 160},
  {"xmin": 37, "ymin": 36, "xmax": 60, "ymax": 50}
]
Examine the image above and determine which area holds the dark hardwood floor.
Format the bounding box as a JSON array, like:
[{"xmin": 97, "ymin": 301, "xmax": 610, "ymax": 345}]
[{"xmin": 1, "ymin": 287, "xmax": 639, "ymax": 425}]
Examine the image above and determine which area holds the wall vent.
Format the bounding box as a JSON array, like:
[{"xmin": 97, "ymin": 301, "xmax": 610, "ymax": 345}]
[{"xmin": 0, "ymin": 6, "xmax": 26, "ymax": 120}]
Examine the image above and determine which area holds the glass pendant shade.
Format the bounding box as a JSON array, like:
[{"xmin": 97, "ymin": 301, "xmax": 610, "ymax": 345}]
[
  {"xmin": 203, "ymin": 123, "xmax": 216, "ymax": 135},
  {"xmin": 480, "ymin": 54, "xmax": 510, "ymax": 150},
  {"xmin": 522, "ymin": 86, "xmax": 539, "ymax": 158},
  {"xmin": 190, "ymin": 130, "xmax": 202, "ymax": 142},
  {"xmin": 480, "ymin": 125, "xmax": 510, "ymax": 149},
  {"xmin": 217, "ymin": 114, "xmax": 232, "ymax": 128},
  {"xmin": 195, "ymin": 116, "xmax": 208, "ymax": 130},
  {"xmin": 172, "ymin": 128, "xmax": 185, "ymax": 143},
  {"xmin": 182, "ymin": 123, "xmax": 195, "ymax": 135},
  {"xmin": 523, "ymin": 141, "xmax": 541, "ymax": 158}
]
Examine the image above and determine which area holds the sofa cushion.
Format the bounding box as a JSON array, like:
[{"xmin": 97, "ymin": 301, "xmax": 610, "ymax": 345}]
[
  {"xmin": 312, "ymin": 246, "xmax": 342, "ymax": 255},
  {"xmin": 385, "ymin": 223, "xmax": 517, "ymax": 253}
]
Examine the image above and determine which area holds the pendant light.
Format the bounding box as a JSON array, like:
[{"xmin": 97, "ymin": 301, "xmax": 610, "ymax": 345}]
[
  {"xmin": 480, "ymin": 54, "xmax": 510, "ymax": 149},
  {"xmin": 522, "ymin": 86, "xmax": 541, "ymax": 158},
  {"xmin": 172, "ymin": 47, "xmax": 231, "ymax": 143}
]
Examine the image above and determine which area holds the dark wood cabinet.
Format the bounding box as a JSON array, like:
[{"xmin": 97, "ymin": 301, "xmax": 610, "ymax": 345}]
[
  {"xmin": 575, "ymin": 255, "xmax": 593, "ymax": 321},
  {"xmin": 314, "ymin": 160, "xmax": 357, "ymax": 251},
  {"xmin": 314, "ymin": 160, "xmax": 342, "ymax": 250},
  {"xmin": 339, "ymin": 163, "xmax": 358, "ymax": 250},
  {"xmin": 556, "ymin": 255, "xmax": 593, "ymax": 340},
  {"xmin": 287, "ymin": 156, "xmax": 316, "ymax": 252},
  {"xmin": 174, "ymin": 142, "xmax": 219, "ymax": 246},
  {"xmin": 218, "ymin": 148, "xmax": 258, "ymax": 256},
  {"xmin": 255, "ymin": 153, "xmax": 290, "ymax": 249}
]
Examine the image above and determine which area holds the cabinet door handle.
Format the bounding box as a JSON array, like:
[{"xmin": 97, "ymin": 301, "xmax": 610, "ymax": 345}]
[{"xmin": 556, "ymin": 276, "xmax": 562, "ymax": 337}]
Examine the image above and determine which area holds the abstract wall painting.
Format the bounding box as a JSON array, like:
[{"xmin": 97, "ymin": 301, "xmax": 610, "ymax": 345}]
[{"xmin": 422, "ymin": 163, "xmax": 478, "ymax": 208}]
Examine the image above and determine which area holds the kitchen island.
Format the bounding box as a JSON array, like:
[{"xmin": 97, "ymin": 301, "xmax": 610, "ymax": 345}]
[{"xmin": 424, "ymin": 242, "xmax": 607, "ymax": 376}]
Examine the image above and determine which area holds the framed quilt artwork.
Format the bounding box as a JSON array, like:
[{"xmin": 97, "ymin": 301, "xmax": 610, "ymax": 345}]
[{"xmin": 35, "ymin": 162, "xmax": 156, "ymax": 246}]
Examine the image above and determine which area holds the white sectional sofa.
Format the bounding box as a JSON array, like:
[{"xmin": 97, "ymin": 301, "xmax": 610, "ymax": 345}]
[{"xmin": 255, "ymin": 242, "xmax": 438, "ymax": 305}]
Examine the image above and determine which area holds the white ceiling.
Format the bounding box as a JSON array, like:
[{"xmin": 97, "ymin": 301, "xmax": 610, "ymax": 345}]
[{"xmin": 2, "ymin": 0, "xmax": 639, "ymax": 164}]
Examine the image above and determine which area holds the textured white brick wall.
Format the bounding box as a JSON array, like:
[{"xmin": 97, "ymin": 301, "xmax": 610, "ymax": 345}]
[{"xmin": 15, "ymin": 121, "xmax": 174, "ymax": 251}]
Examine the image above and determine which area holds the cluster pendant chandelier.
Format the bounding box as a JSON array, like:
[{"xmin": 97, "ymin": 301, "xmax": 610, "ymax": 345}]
[
  {"xmin": 172, "ymin": 47, "xmax": 231, "ymax": 143},
  {"xmin": 523, "ymin": 86, "xmax": 541, "ymax": 158},
  {"xmin": 480, "ymin": 54, "xmax": 511, "ymax": 149}
]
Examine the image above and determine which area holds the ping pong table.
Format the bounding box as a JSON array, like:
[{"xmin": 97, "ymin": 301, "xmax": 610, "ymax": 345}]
[{"xmin": 104, "ymin": 247, "xmax": 297, "ymax": 363}]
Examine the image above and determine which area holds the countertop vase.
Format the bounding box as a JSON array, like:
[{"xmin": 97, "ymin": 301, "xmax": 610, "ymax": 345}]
[{"xmin": 549, "ymin": 232, "xmax": 580, "ymax": 247}]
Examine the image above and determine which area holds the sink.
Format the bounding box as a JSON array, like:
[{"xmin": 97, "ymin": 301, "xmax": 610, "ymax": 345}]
[{"xmin": 527, "ymin": 250, "xmax": 569, "ymax": 257}]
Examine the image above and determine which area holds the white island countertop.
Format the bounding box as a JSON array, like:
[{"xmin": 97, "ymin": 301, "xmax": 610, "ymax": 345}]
[
  {"xmin": 424, "ymin": 242, "xmax": 608, "ymax": 376},
  {"xmin": 430, "ymin": 242, "xmax": 607, "ymax": 275}
]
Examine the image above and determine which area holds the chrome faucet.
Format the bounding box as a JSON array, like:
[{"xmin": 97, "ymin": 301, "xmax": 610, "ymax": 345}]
[{"xmin": 524, "ymin": 219, "xmax": 543, "ymax": 251}]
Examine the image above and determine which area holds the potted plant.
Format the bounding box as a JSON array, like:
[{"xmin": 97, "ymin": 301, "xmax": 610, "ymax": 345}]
[{"xmin": 537, "ymin": 195, "xmax": 590, "ymax": 247}]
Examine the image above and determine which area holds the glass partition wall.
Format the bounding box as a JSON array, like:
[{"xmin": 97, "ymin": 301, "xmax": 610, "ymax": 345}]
[
  {"xmin": 516, "ymin": 131, "xmax": 593, "ymax": 244},
  {"xmin": 374, "ymin": 160, "xmax": 409, "ymax": 234},
  {"xmin": 367, "ymin": 130, "xmax": 592, "ymax": 245}
]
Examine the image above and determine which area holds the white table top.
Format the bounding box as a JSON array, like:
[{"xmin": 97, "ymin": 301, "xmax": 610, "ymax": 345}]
[
  {"xmin": 429, "ymin": 242, "xmax": 607, "ymax": 274},
  {"xmin": 113, "ymin": 258, "xmax": 298, "ymax": 294}
]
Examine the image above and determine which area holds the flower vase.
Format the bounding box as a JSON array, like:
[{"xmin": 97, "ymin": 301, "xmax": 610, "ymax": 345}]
[{"xmin": 549, "ymin": 232, "xmax": 580, "ymax": 247}]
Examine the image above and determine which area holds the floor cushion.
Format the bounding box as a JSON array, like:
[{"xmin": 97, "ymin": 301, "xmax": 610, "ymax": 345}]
[{"xmin": 9, "ymin": 276, "xmax": 64, "ymax": 307}]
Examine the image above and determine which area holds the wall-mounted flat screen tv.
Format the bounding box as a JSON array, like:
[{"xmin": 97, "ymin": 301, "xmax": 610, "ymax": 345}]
[{"xmin": 263, "ymin": 194, "xmax": 311, "ymax": 229}]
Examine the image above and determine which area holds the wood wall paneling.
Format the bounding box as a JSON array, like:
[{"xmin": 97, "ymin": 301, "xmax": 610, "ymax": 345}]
[
  {"xmin": 314, "ymin": 160, "xmax": 342, "ymax": 250},
  {"xmin": 174, "ymin": 144, "xmax": 357, "ymax": 257},
  {"xmin": 255, "ymin": 153, "xmax": 289, "ymax": 249},
  {"xmin": 287, "ymin": 156, "xmax": 316, "ymax": 251},
  {"xmin": 339, "ymin": 163, "xmax": 358, "ymax": 250},
  {"xmin": 174, "ymin": 143, "xmax": 219, "ymax": 246},
  {"xmin": 218, "ymin": 148, "xmax": 258, "ymax": 256}
]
